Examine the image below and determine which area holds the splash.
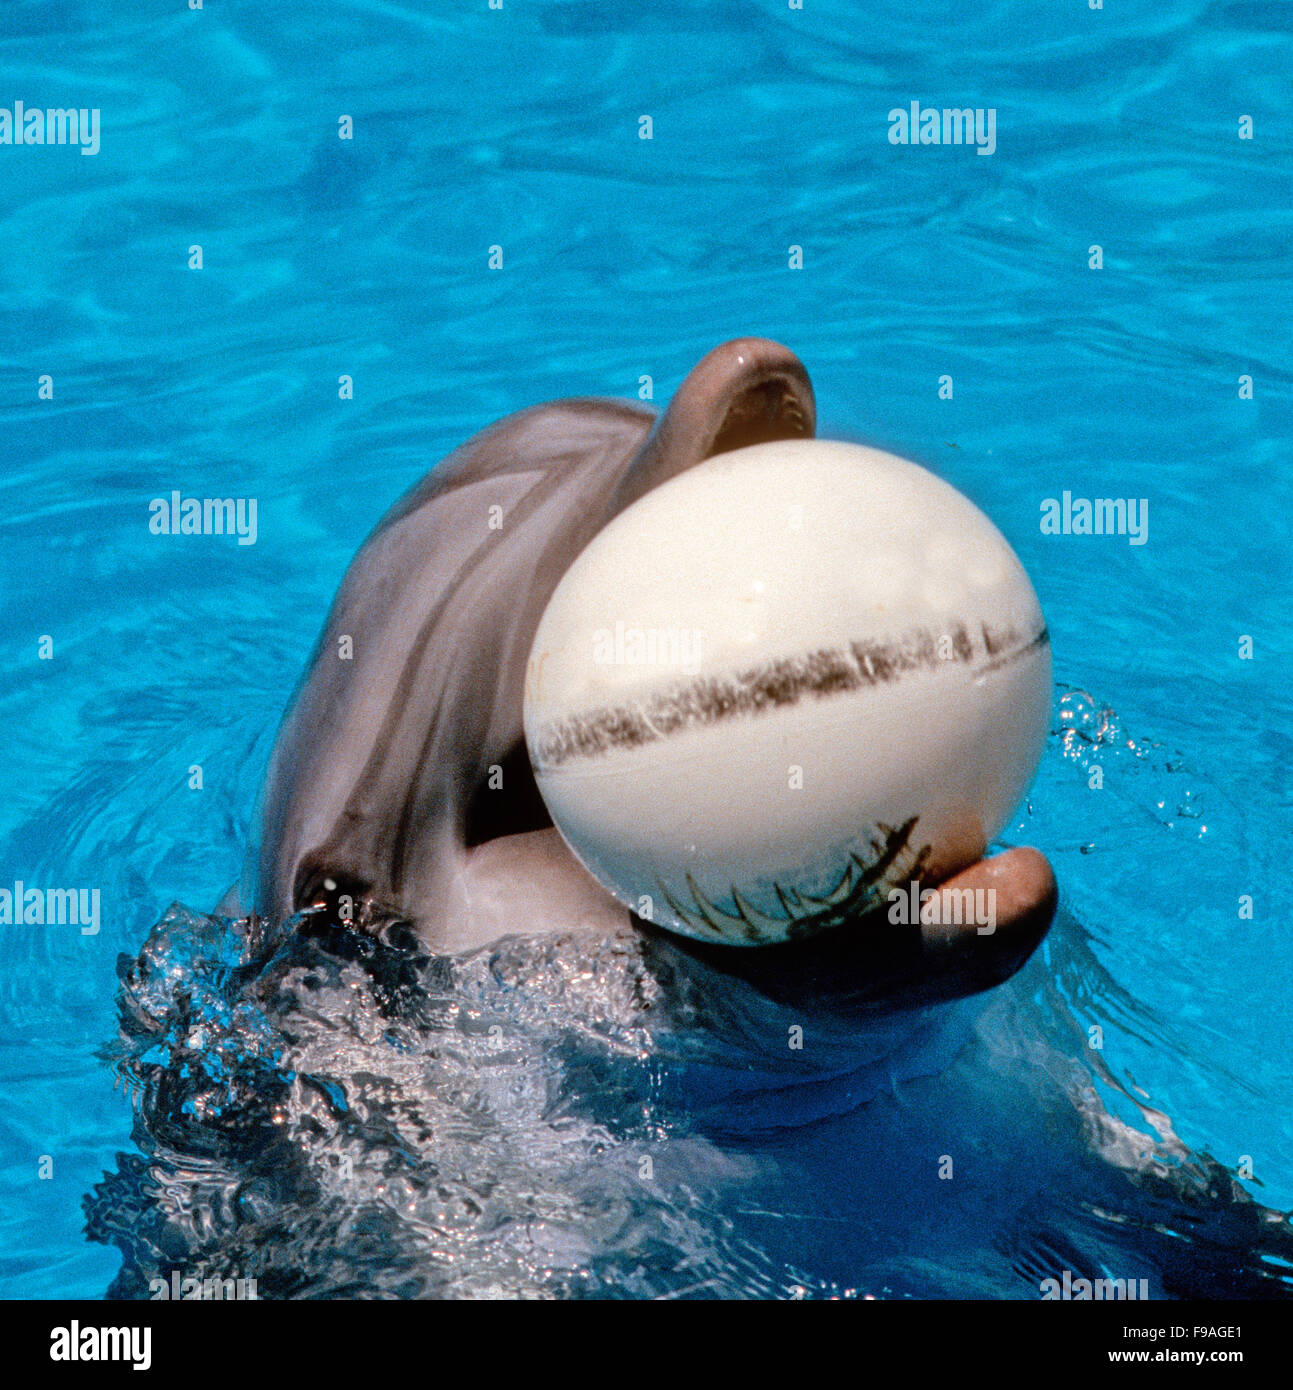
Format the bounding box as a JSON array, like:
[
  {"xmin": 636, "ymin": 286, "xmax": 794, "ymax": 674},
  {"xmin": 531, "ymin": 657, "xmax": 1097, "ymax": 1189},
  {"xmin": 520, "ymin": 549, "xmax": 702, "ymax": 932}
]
[
  {"xmin": 84, "ymin": 689, "xmax": 1293, "ymax": 1300},
  {"xmin": 87, "ymin": 901, "xmax": 952, "ymax": 1299}
]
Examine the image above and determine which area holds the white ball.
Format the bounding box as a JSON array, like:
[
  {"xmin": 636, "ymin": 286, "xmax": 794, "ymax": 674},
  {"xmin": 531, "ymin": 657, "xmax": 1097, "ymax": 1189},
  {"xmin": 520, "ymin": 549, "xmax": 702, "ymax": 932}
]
[{"xmin": 523, "ymin": 440, "xmax": 1051, "ymax": 947}]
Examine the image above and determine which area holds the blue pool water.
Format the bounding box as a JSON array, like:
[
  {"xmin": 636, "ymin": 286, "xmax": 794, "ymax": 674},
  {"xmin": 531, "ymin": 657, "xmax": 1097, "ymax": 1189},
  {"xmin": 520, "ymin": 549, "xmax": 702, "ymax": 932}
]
[{"xmin": 1, "ymin": 0, "xmax": 1289, "ymax": 1298}]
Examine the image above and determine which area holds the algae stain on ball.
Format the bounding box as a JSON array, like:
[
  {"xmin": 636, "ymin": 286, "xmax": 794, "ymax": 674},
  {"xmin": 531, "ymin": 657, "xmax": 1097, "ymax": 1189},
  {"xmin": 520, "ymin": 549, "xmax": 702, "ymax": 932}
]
[{"xmin": 523, "ymin": 440, "xmax": 1052, "ymax": 947}]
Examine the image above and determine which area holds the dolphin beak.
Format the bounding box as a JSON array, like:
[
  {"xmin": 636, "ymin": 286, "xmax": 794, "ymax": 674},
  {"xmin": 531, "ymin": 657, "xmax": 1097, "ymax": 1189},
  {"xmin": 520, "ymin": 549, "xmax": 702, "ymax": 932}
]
[{"xmin": 611, "ymin": 337, "xmax": 817, "ymax": 513}]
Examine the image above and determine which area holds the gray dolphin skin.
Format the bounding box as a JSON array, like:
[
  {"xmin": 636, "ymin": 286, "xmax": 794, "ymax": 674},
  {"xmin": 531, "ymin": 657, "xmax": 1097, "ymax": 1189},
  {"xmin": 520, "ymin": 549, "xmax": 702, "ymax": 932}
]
[{"xmin": 237, "ymin": 339, "xmax": 1056, "ymax": 1007}]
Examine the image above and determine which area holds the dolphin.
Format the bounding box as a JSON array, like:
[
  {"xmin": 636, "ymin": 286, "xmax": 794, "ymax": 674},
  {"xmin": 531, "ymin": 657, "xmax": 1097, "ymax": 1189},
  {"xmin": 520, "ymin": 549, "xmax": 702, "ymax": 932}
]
[{"xmin": 229, "ymin": 338, "xmax": 1056, "ymax": 1011}]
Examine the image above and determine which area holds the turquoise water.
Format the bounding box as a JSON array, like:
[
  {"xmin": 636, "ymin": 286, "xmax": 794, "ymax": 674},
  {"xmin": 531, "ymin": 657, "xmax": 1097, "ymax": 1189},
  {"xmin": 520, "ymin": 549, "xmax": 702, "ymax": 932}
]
[{"xmin": 1, "ymin": 0, "xmax": 1290, "ymax": 1298}]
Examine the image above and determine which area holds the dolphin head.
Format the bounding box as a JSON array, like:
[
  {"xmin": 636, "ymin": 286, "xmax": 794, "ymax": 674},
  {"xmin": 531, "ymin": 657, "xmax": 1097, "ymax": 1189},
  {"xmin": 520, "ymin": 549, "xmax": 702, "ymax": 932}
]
[
  {"xmin": 241, "ymin": 338, "xmax": 1053, "ymax": 1015},
  {"xmin": 248, "ymin": 340, "xmax": 815, "ymax": 929}
]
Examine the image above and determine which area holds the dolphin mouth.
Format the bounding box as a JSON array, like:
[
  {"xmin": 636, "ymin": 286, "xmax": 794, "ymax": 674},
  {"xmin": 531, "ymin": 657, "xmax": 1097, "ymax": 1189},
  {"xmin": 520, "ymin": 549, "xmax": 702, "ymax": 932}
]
[
  {"xmin": 709, "ymin": 374, "xmax": 812, "ymax": 456},
  {"xmin": 463, "ymin": 738, "xmax": 556, "ymax": 847}
]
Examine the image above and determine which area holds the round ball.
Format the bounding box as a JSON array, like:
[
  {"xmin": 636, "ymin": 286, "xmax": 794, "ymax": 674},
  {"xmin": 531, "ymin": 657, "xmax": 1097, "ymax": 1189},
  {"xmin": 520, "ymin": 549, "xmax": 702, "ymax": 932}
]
[{"xmin": 523, "ymin": 440, "xmax": 1051, "ymax": 946}]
